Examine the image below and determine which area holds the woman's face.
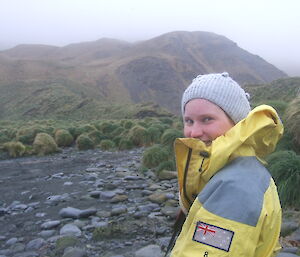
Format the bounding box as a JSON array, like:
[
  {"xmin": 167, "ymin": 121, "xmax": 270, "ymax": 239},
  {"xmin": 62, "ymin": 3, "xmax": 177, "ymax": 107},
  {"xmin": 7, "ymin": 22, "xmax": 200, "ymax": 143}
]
[{"xmin": 183, "ymin": 99, "xmax": 234, "ymax": 145}]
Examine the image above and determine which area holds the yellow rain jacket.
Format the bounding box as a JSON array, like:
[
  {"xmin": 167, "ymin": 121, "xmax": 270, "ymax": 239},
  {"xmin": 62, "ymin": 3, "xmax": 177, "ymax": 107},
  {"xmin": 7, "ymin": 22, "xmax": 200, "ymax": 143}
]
[{"xmin": 171, "ymin": 105, "xmax": 284, "ymax": 257}]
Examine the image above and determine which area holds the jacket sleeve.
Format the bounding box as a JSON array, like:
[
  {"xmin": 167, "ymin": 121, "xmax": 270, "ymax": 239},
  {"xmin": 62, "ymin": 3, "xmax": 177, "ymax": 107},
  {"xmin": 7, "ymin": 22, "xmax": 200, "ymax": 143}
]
[{"xmin": 171, "ymin": 157, "xmax": 281, "ymax": 257}]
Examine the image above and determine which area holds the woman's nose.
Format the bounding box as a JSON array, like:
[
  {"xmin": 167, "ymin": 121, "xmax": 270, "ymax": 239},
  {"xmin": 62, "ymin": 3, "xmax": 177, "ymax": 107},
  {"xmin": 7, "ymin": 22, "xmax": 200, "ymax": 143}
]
[{"xmin": 190, "ymin": 124, "xmax": 204, "ymax": 138}]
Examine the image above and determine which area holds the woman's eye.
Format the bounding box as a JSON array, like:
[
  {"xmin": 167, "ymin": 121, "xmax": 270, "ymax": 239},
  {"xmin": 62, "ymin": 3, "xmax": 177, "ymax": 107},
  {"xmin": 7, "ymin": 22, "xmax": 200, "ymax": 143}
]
[
  {"xmin": 185, "ymin": 119, "xmax": 193, "ymax": 125},
  {"xmin": 202, "ymin": 117, "xmax": 213, "ymax": 123}
]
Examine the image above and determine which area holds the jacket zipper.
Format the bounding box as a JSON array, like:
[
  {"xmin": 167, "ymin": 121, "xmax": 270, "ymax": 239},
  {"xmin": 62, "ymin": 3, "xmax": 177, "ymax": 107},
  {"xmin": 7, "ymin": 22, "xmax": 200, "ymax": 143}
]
[{"xmin": 183, "ymin": 148, "xmax": 193, "ymax": 207}]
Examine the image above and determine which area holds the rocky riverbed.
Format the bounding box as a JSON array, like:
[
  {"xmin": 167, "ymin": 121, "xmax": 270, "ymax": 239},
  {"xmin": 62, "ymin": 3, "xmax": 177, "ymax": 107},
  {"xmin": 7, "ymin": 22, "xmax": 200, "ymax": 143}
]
[{"xmin": 0, "ymin": 147, "xmax": 299, "ymax": 257}]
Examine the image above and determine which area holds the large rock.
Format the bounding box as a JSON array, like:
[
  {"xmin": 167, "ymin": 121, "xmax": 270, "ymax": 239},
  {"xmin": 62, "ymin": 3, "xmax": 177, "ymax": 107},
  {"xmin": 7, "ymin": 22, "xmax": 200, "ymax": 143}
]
[
  {"xmin": 110, "ymin": 194, "xmax": 128, "ymax": 203},
  {"xmin": 59, "ymin": 207, "xmax": 81, "ymax": 219},
  {"xmin": 148, "ymin": 192, "xmax": 168, "ymax": 204},
  {"xmin": 25, "ymin": 238, "xmax": 45, "ymax": 250},
  {"xmin": 78, "ymin": 208, "xmax": 97, "ymax": 218},
  {"xmin": 60, "ymin": 224, "xmax": 82, "ymax": 237},
  {"xmin": 41, "ymin": 220, "xmax": 61, "ymax": 229},
  {"xmin": 161, "ymin": 206, "xmax": 179, "ymax": 218},
  {"xmin": 111, "ymin": 206, "xmax": 127, "ymax": 216},
  {"xmin": 59, "ymin": 207, "xmax": 97, "ymax": 219},
  {"xmin": 158, "ymin": 170, "xmax": 177, "ymax": 180}
]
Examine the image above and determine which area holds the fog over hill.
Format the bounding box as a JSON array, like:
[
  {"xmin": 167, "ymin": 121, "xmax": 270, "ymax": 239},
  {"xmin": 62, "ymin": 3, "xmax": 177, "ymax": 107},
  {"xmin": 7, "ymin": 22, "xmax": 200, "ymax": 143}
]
[{"xmin": 0, "ymin": 31, "xmax": 288, "ymax": 118}]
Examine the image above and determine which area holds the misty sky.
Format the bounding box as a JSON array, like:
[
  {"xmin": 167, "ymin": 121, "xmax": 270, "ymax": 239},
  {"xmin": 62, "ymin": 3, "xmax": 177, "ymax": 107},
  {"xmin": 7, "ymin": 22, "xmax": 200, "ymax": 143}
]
[{"xmin": 0, "ymin": 0, "xmax": 299, "ymax": 75}]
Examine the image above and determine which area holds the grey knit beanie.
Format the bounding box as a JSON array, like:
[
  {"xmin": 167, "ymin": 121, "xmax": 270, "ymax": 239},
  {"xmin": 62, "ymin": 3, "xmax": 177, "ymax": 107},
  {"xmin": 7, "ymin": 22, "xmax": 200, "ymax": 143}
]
[{"xmin": 182, "ymin": 72, "xmax": 251, "ymax": 124}]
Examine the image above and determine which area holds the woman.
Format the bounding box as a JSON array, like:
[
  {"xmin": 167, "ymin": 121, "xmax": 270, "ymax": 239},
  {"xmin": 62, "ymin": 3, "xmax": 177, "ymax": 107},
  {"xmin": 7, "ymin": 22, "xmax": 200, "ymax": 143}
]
[{"xmin": 170, "ymin": 72, "xmax": 283, "ymax": 257}]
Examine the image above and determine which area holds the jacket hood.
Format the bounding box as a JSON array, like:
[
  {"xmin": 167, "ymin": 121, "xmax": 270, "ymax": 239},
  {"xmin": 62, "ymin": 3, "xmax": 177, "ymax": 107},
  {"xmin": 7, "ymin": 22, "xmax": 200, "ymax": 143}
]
[{"xmin": 175, "ymin": 105, "xmax": 284, "ymax": 211}]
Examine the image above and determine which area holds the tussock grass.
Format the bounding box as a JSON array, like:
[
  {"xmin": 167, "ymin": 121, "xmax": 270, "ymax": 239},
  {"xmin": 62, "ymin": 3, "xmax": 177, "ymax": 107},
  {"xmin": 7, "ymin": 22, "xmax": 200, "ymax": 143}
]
[
  {"xmin": 76, "ymin": 134, "xmax": 94, "ymax": 150},
  {"xmin": 3, "ymin": 141, "xmax": 26, "ymax": 158},
  {"xmin": 88, "ymin": 130, "xmax": 107, "ymax": 145},
  {"xmin": 118, "ymin": 138, "xmax": 134, "ymax": 150},
  {"xmin": 33, "ymin": 133, "xmax": 59, "ymax": 156},
  {"xmin": 128, "ymin": 125, "xmax": 151, "ymax": 147},
  {"xmin": 157, "ymin": 159, "xmax": 176, "ymax": 173},
  {"xmin": 142, "ymin": 144, "xmax": 170, "ymax": 169},
  {"xmin": 110, "ymin": 126, "xmax": 125, "ymax": 139},
  {"xmin": 121, "ymin": 120, "xmax": 134, "ymax": 129},
  {"xmin": 284, "ymin": 96, "xmax": 300, "ymax": 148},
  {"xmin": 0, "ymin": 130, "xmax": 11, "ymax": 144},
  {"xmin": 54, "ymin": 129, "xmax": 74, "ymax": 147},
  {"xmin": 161, "ymin": 128, "xmax": 183, "ymax": 148},
  {"xmin": 16, "ymin": 126, "xmax": 41, "ymax": 145},
  {"xmin": 99, "ymin": 139, "xmax": 115, "ymax": 151},
  {"xmin": 267, "ymin": 150, "xmax": 300, "ymax": 208},
  {"xmin": 147, "ymin": 126, "xmax": 162, "ymax": 144},
  {"xmin": 97, "ymin": 121, "xmax": 118, "ymax": 135}
]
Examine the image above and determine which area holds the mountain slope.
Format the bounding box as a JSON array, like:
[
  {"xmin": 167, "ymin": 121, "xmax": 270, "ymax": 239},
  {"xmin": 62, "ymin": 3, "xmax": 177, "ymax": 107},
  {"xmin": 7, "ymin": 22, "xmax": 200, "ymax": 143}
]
[{"xmin": 0, "ymin": 31, "xmax": 288, "ymax": 119}]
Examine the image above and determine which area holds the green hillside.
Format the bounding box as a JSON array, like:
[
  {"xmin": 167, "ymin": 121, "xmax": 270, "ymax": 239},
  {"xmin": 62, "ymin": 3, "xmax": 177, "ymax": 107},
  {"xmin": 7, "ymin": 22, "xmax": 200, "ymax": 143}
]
[
  {"xmin": 243, "ymin": 77, "xmax": 300, "ymax": 119},
  {"xmin": 245, "ymin": 77, "xmax": 300, "ymax": 104},
  {"xmin": 0, "ymin": 77, "xmax": 299, "ymax": 121},
  {"xmin": 0, "ymin": 79, "xmax": 172, "ymax": 120}
]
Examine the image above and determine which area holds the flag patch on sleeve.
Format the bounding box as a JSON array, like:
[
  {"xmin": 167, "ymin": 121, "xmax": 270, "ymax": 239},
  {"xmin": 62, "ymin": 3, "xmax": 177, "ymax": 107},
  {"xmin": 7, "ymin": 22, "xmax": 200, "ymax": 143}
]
[{"xmin": 192, "ymin": 221, "xmax": 234, "ymax": 252}]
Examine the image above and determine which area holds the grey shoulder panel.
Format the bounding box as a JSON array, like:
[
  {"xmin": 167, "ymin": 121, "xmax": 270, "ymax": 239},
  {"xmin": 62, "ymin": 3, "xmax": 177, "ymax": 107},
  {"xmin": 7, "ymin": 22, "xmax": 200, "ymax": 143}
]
[{"xmin": 198, "ymin": 156, "xmax": 271, "ymax": 227}]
